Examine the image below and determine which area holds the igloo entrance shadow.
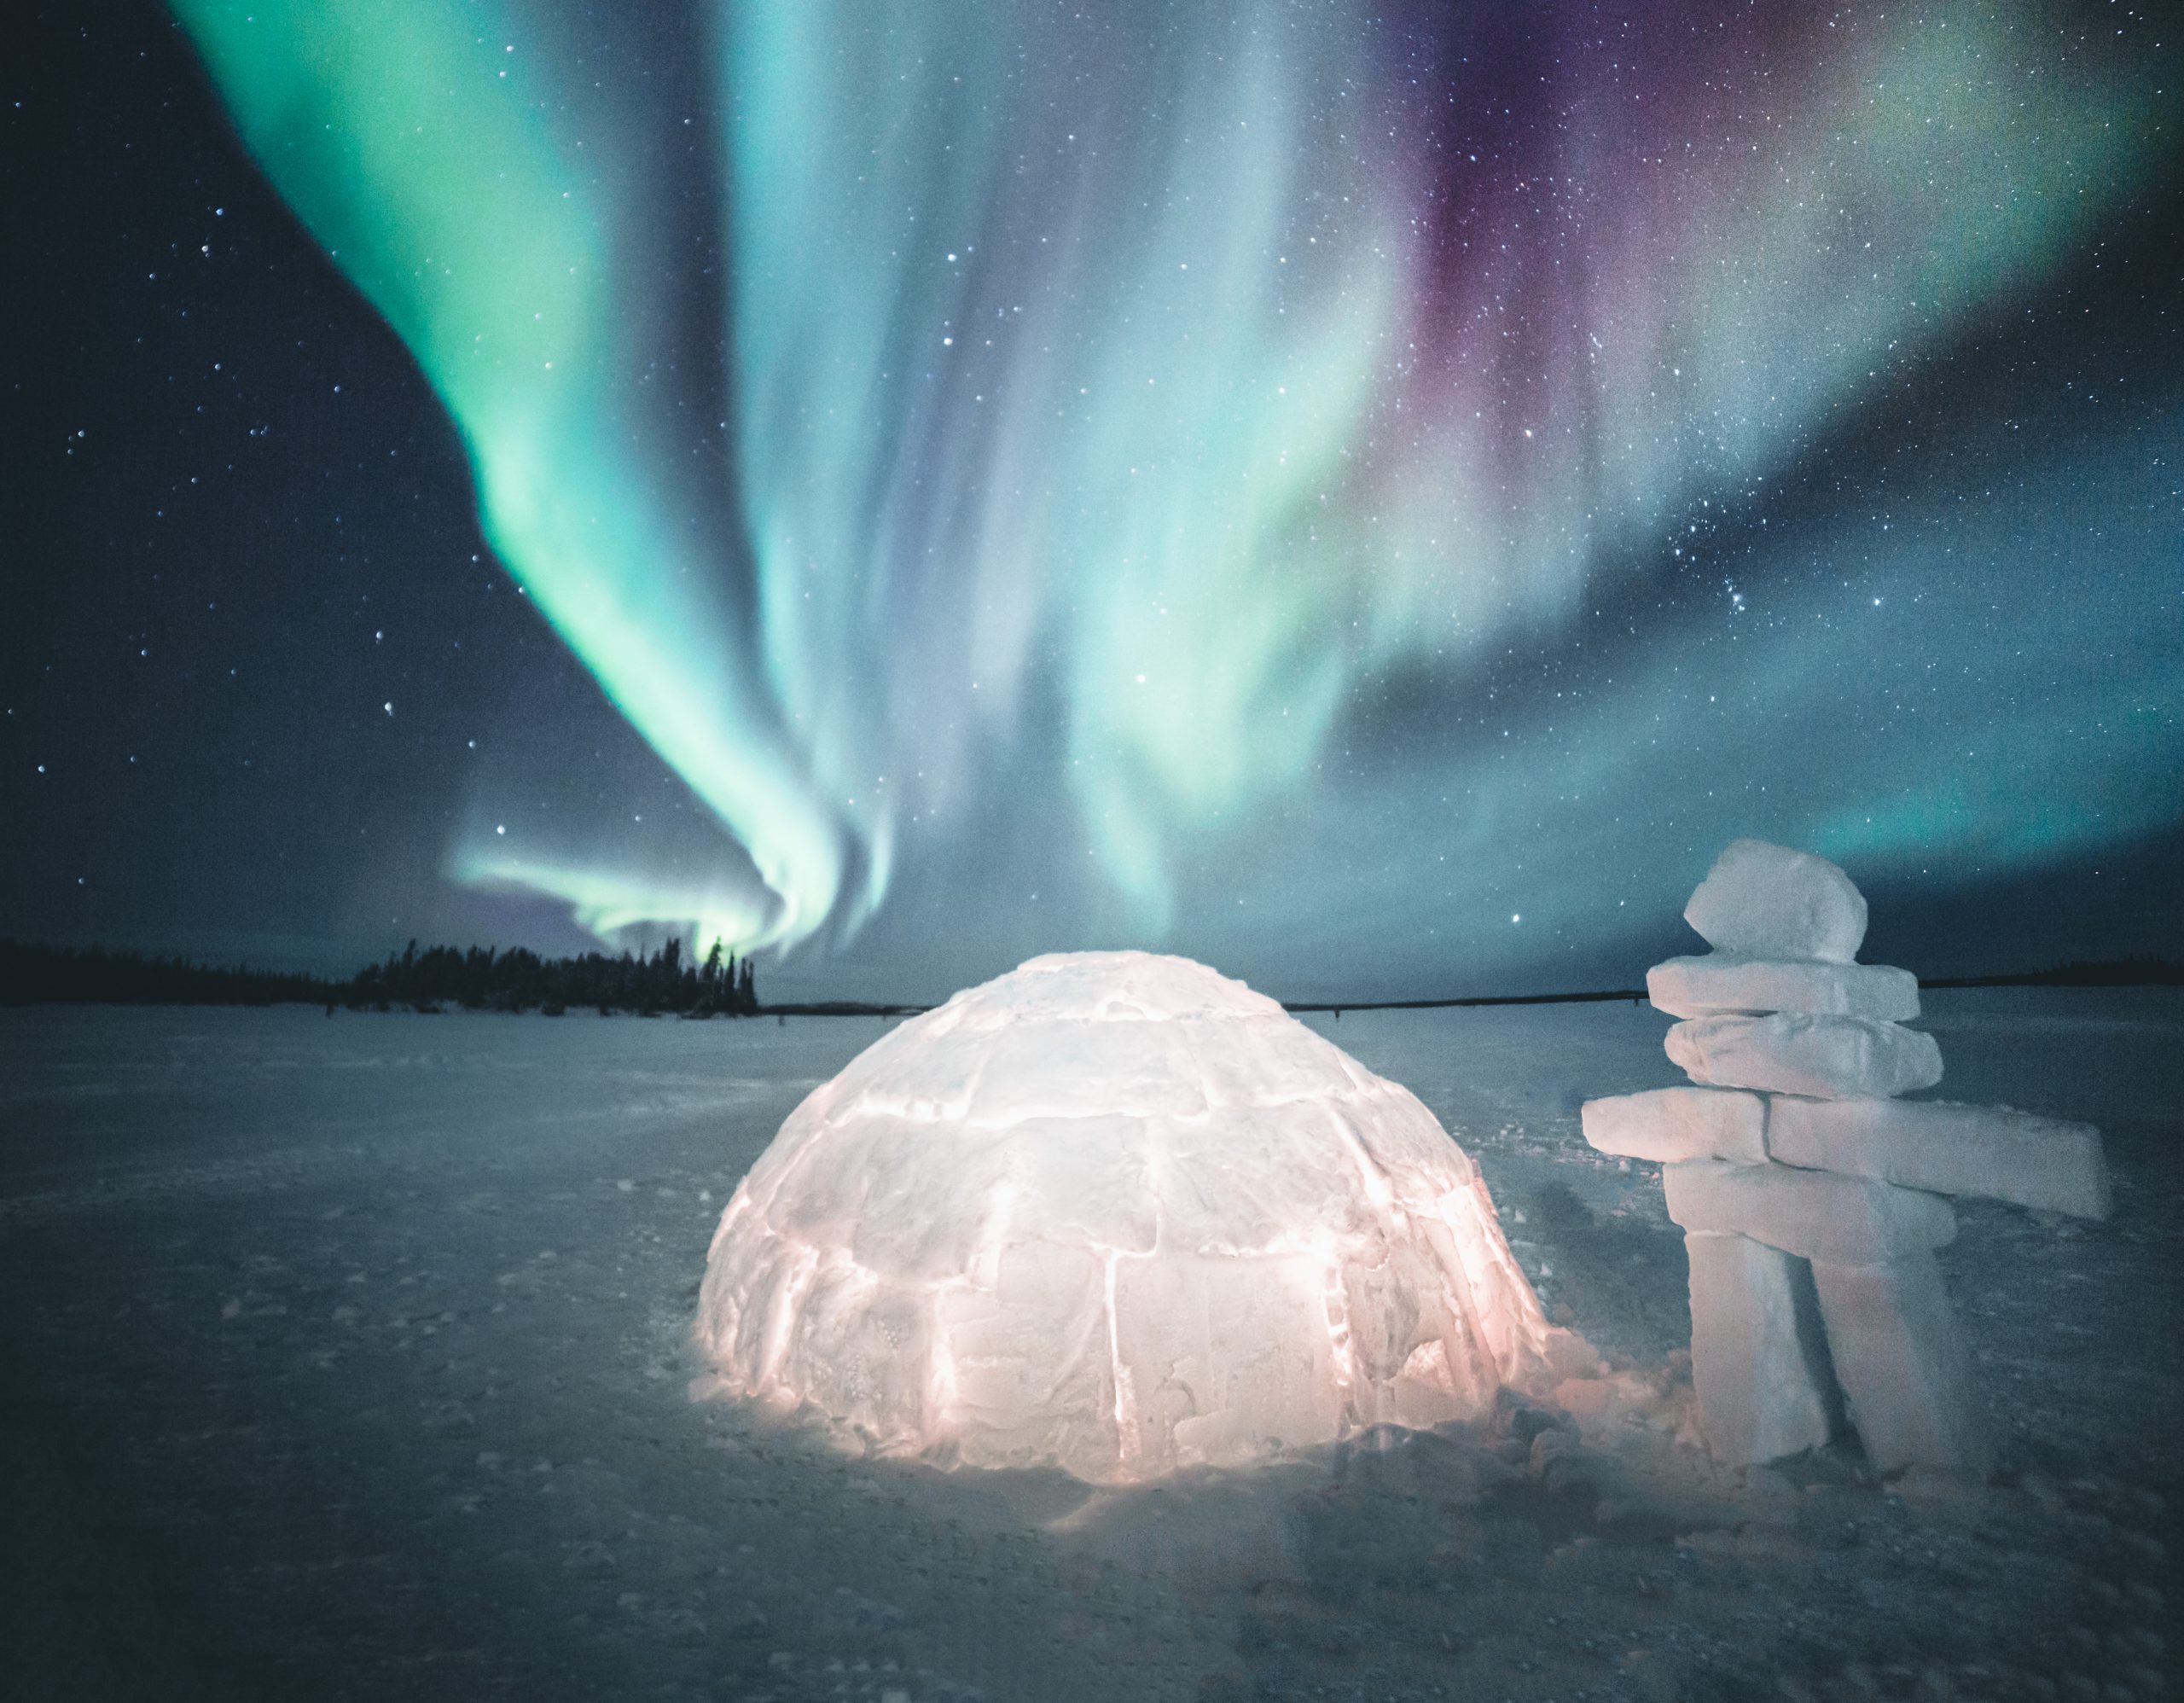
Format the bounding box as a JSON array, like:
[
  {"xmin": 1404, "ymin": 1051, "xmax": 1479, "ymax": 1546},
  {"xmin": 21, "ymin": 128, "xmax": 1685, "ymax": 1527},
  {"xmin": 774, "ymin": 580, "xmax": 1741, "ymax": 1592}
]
[{"xmin": 693, "ymin": 952, "xmax": 1592, "ymax": 1483}]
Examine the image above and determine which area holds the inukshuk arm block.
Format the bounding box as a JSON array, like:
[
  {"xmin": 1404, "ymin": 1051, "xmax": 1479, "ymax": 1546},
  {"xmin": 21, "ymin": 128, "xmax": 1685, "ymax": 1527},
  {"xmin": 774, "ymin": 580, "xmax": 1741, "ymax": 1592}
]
[
  {"xmin": 1579, "ymin": 1086, "xmax": 1767, "ymax": 1164},
  {"xmin": 1763, "ymin": 1096, "xmax": 2110, "ymax": 1220}
]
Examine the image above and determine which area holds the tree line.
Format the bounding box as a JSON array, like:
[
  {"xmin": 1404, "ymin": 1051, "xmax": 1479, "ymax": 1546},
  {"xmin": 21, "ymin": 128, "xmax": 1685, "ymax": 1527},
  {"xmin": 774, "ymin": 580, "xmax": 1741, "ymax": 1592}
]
[{"xmin": 0, "ymin": 935, "xmax": 761, "ymax": 1016}]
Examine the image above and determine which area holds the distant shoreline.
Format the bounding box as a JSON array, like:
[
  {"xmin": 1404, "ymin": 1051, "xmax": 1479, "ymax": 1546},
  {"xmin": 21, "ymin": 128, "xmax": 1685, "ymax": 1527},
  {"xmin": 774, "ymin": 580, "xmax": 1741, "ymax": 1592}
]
[
  {"xmin": 3, "ymin": 937, "xmax": 2176, "ymax": 1016},
  {"xmin": 794, "ymin": 962, "xmax": 2184, "ymax": 1020}
]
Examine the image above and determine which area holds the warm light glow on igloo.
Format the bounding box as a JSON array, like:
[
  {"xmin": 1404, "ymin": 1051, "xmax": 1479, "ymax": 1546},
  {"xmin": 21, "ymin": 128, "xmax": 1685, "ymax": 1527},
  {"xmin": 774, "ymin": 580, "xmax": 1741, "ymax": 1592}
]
[{"xmin": 694, "ymin": 952, "xmax": 1571, "ymax": 1483}]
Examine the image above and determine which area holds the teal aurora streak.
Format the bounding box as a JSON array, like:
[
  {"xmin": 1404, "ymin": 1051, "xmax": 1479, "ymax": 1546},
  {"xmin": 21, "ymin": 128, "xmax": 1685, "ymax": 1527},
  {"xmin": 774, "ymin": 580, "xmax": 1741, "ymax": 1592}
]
[{"xmin": 171, "ymin": 0, "xmax": 2178, "ymax": 962}]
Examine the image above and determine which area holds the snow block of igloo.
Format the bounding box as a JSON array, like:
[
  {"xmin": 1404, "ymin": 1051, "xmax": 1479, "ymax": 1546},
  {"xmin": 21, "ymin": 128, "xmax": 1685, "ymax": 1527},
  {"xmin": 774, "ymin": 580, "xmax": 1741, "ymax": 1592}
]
[
  {"xmin": 1581, "ymin": 1086, "xmax": 1766, "ymax": 1165},
  {"xmin": 1683, "ymin": 1232, "xmax": 1835, "ymax": 1464},
  {"xmin": 1766, "ymin": 1096, "xmax": 2110, "ymax": 1220},
  {"xmin": 1663, "ymin": 1160, "xmax": 1955, "ymax": 1264},
  {"xmin": 1664, "ymin": 1013, "xmax": 1943, "ymax": 1100},
  {"xmin": 693, "ymin": 951, "xmax": 1575, "ymax": 1484},
  {"xmin": 1812, "ymin": 1253, "xmax": 1989, "ymax": 1474},
  {"xmin": 1683, "ymin": 839, "xmax": 1868, "ymax": 963},
  {"xmin": 1647, "ymin": 955, "xmax": 1919, "ymax": 1022}
]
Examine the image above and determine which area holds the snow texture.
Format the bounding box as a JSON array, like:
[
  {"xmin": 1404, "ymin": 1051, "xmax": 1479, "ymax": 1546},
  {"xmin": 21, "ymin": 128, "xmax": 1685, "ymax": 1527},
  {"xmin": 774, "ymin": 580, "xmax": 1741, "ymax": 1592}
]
[
  {"xmin": 1682, "ymin": 838, "xmax": 1869, "ymax": 963},
  {"xmin": 694, "ymin": 952, "xmax": 1572, "ymax": 1483},
  {"xmin": 1, "ymin": 989, "xmax": 2175, "ymax": 1700},
  {"xmin": 1664, "ymin": 1011, "xmax": 1944, "ymax": 1099},
  {"xmin": 1647, "ymin": 955, "xmax": 1920, "ymax": 1021}
]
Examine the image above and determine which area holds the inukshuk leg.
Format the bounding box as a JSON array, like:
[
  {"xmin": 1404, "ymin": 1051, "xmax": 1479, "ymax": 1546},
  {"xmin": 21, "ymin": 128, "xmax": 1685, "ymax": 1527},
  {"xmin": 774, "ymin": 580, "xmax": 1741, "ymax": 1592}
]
[
  {"xmin": 1684, "ymin": 1231, "xmax": 1833, "ymax": 1464},
  {"xmin": 1810, "ymin": 1251, "xmax": 1989, "ymax": 1474}
]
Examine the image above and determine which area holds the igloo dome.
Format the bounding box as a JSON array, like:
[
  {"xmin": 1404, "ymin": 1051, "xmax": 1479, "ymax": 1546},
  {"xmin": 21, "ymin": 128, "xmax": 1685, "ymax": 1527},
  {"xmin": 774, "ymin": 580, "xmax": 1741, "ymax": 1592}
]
[{"xmin": 694, "ymin": 952, "xmax": 1573, "ymax": 1482}]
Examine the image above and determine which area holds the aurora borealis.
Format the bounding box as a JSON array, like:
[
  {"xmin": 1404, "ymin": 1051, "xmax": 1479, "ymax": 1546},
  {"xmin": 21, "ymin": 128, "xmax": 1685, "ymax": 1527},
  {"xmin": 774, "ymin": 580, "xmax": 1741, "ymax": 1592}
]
[{"xmin": 8, "ymin": 0, "xmax": 2180, "ymax": 999}]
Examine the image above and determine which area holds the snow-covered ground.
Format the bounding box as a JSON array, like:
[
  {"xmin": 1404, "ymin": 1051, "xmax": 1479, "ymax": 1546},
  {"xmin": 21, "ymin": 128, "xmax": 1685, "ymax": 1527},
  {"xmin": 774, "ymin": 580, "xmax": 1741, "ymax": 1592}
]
[{"xmin": 2, "ymin": 990, "xmax": 2174, "ymax": 1702}]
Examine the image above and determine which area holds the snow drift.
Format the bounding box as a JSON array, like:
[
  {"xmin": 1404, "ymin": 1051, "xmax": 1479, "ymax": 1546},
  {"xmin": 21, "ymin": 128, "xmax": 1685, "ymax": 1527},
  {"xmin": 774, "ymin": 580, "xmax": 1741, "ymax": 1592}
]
[{"xmin": 694, "ymin": 951, "xmax": 1575, "ymax": 1482}]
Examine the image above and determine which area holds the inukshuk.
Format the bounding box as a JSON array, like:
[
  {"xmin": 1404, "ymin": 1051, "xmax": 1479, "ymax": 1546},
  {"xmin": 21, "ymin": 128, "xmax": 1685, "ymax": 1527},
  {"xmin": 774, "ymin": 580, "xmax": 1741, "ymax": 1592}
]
[{"xmin": 1582, "ymin": 839, "xmax": 2110, "ymax": 1474}]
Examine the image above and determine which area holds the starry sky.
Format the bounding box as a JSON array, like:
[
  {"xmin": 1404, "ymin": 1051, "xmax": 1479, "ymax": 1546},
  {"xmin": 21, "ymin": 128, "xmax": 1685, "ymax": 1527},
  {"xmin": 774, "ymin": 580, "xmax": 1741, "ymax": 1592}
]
[{"xmin": 7, "ymin": 0, "xmax": 2180, "ymax": 1004}]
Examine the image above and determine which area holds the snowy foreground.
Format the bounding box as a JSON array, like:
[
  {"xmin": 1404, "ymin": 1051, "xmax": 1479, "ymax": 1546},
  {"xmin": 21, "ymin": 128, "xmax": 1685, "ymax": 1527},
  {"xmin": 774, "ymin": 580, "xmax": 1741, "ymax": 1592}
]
[{"xmin": 2, "ymin": 991, "xmax": 2175, "ymax": 1702}]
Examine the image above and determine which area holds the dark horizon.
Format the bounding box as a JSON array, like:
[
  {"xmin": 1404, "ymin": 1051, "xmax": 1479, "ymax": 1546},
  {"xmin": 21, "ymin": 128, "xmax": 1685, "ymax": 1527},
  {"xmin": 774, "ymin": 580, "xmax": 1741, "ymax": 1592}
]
[{"xmin": 6, "ymin": 931, "xmax": 2179, "ymax": 1023}]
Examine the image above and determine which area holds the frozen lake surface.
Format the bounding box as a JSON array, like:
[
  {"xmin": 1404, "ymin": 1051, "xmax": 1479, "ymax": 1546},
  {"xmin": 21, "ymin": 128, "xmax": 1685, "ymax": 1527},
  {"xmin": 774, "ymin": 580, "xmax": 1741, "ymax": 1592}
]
[{"xmin": 3, "ymin": 991, "xmax": 2175, "ymax": 1701}]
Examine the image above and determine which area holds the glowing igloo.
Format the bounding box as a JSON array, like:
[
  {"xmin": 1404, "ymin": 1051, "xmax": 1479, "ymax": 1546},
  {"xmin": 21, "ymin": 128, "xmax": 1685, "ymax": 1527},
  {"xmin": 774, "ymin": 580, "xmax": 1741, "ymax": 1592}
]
[{"xmin": 694, "ymin": 952, "xmax": 1574, "ymax": 1482}]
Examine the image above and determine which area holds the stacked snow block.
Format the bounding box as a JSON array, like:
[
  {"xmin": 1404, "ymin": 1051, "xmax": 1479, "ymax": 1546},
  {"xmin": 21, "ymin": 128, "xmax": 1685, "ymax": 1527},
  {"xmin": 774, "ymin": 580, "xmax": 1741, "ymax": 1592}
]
[{"xmin": 1582, "ymin": 840, "xmax": 2111, "ymax": 1475}]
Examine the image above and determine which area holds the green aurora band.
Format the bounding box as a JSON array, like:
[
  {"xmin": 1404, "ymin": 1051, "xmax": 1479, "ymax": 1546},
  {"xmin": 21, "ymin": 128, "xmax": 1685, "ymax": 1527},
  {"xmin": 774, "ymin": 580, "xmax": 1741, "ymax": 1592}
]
[
  {"xmin": 171, "ymin": 0, "xmax": 850, "ymax": 949},
  {"xmin": 171, "ymin": 0, "xmax": 2169, "ymax": 956}
]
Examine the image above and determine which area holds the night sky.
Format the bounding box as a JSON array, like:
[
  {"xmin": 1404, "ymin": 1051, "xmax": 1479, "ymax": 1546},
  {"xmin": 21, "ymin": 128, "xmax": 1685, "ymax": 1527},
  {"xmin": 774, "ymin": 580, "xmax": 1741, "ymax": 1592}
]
[{"xmin": 8, "ymin": 1, "xmax": 2180, "ymax": 1005}]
